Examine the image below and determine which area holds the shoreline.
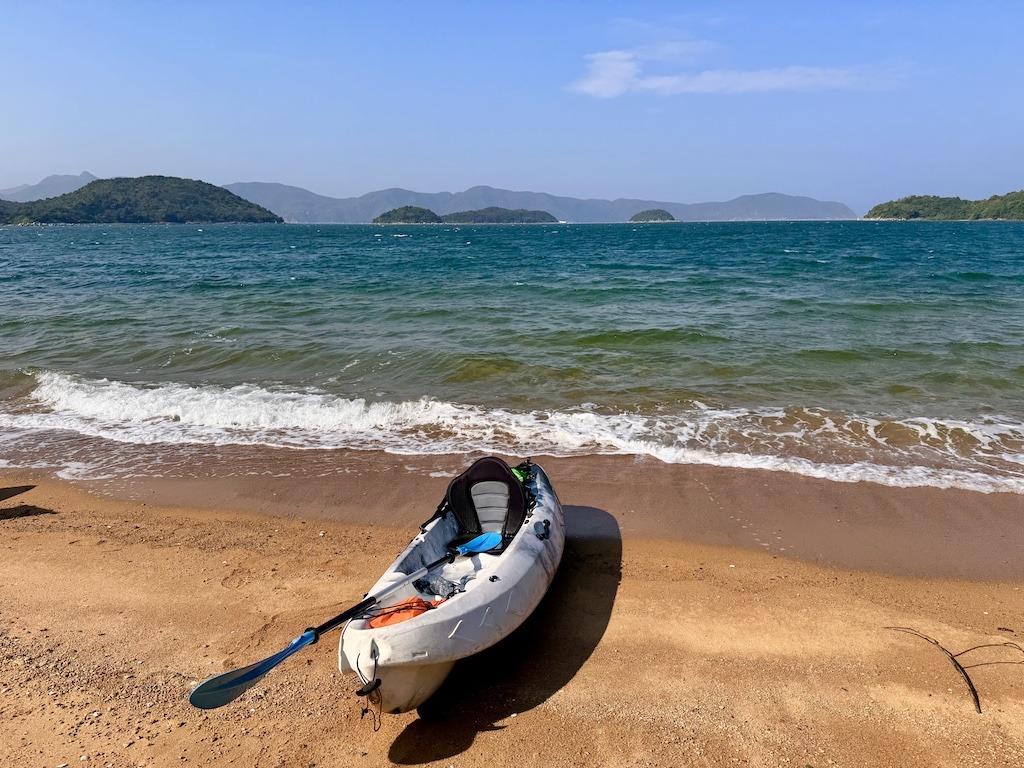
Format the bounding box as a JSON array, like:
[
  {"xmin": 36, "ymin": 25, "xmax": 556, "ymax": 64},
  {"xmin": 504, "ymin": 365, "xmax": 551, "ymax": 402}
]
[
  {"xmin": 2, "ymin": 457, "xmax": 1023, "ymax": 766},
  {"xmin": 8, "ymin": 368, "xmax": 1024, "ymax": 497},
  {"xmin": 46, "ymin": 450, "xmax": 1024, "ymax": 581}
]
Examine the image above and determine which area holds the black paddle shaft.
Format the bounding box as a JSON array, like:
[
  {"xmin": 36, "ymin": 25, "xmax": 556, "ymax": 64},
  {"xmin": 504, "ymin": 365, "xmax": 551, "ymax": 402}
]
[
  {"xmin": 308, "ymin": 596, "xmax": 377, "ymax": 641},
  {"xmin": 308, "ymin": 550, "xmax": 456, "ymax": 639}
]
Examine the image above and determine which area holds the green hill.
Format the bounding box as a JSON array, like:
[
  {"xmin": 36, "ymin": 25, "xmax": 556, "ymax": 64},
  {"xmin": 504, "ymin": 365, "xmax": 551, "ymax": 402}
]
[
  {"xmin": 0, "ymin": 176, "xmax": 282, "ymax": 224},
  {"xmin": 630, "ymin": 209, "xmax": 675, "ymax": 222},
  {"xmin": 373, "ymin": 206, "xmax": 443, "ymax": 224},
  {"xmin": 440, "ymin": 206, "xmax": 557, "ymax": 223},
  {"xmin": 865, "ymin": 190, "xmax": 1024, "ymax": 220}
]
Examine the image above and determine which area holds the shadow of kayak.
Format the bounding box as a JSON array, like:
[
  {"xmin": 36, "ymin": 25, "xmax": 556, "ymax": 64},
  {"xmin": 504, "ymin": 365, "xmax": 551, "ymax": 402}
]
[
  {"xmin": 0, "ymin": 485, "xmax": 36, "ymax": 503},
  {"xmin": 0, "ymin": 504, "xmax": 56, "ymax": 521},
  {"xmin": 388, "ymin": 504, "xmax": 622, "ymax": 764}
]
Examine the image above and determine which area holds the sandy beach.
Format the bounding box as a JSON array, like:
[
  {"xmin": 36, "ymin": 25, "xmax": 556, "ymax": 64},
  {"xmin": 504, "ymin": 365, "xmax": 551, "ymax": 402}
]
[{"xmin": 2, "ymin": 454, "xmax": 1023, "ymax": 767}]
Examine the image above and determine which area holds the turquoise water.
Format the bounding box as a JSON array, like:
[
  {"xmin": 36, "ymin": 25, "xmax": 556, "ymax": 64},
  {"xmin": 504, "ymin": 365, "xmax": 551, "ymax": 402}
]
[{"xmin": 1, "ymin": 221, "xmax": 1022, "ymax": 491}]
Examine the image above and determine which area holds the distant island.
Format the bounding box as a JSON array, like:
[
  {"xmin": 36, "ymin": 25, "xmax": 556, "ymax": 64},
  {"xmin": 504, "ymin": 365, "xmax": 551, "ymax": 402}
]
[
  {"xmin": 373, "ymin": 205, "xmax": 558, "ymax": 224},
  {"xmin": 865, "ymin": 190, "xmax": 1024, "ymax": 220},
  {"xmin": 630, "ymin": 209, "xmax": 675, "ymax": 222},
  {"xmin": 0, "ymin": 176, "xmax": 282, "ymax": 224},
  {"xmin": 373, "ymin": 206, "xmax": 443, "ymax": 224},
  {"xmin": 443, "ymin": 206, "xmax": 557, "ymax": 224}
]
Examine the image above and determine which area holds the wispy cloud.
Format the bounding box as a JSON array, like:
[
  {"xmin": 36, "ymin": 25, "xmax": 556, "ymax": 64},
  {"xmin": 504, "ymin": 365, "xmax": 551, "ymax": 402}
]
[
  {"xmin": 570, "ymin": 48, "xmax": 901, "ymax": 98},
  {"xmin": 571, "ymin": 51, "xmax": 642, "ymax": 98}
]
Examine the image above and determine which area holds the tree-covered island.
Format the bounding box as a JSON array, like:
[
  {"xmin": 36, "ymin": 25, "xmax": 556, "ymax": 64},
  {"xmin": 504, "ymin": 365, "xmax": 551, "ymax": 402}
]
[
  {"xmin": 865, "ymin": 190, "xmax": 1024, "ymax": 220},
  {"xmin": 373, "ymin": 205, "xmax": 557, "ymax": 224},
  {"xmin": 441, "ymin": 206, "xmax": 557, "ymax": 224},
  {"xmin": 372, "ymin": 206, "xmax": 443, "ymax": 224},
  {"xmin": 630, "ymin": 209, "xmax": 675, "ymax": 222},
  {"xmin": 0, "ymin": 176, "xmax": 282, "ymax": 224}
]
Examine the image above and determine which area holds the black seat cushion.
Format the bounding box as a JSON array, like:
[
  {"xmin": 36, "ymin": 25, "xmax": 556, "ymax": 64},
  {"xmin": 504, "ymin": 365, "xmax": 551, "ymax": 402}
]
[{"xmin": 445, "ymin": 456, "xmax": 528, "ymax": 550}]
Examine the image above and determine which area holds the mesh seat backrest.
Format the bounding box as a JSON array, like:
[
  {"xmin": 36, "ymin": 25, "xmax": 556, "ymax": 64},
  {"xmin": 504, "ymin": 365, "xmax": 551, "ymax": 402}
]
[
  {"xmin": 446, "ymin": 456, "xmax": 528, "ymax": 548},
  {"xmin": 471, "ymin": 481, "xmax": 509, "ymax": 534}
]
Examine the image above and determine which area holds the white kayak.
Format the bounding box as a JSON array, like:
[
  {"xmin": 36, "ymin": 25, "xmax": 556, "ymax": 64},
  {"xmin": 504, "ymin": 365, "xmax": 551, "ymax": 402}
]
[{"xmin": 338, "ymin": 456, "xmax": 565, "ymax": 713}]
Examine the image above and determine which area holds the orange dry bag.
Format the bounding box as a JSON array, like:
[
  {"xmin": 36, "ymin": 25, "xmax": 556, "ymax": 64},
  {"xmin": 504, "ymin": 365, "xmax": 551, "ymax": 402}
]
[{"xmin": 367, "ymin": 597, "xmax": 445, "ymax": 628}]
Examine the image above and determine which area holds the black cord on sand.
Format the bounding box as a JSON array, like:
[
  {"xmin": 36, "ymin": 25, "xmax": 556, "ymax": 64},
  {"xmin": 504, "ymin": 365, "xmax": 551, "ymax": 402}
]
[{"xmin": 884, "ymin": 627, "xmax": 1024, "ymax": 714}]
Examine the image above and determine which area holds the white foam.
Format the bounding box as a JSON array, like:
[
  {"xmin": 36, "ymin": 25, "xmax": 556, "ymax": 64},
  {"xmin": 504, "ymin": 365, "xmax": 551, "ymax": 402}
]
[
  {"xmin": 57, "ymin": 462, "xmax": 117, "ymax": 481},
  {"xmin": 2, "ymin": 370, "xmax": 1022, "ymax": 494}
]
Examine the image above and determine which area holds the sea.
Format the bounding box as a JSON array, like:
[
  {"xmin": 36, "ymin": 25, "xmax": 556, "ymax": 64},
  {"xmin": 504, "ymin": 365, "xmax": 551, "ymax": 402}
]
[{"xmin": 1, "ymin": 221, "xmax": 1022, "ymax": 493}]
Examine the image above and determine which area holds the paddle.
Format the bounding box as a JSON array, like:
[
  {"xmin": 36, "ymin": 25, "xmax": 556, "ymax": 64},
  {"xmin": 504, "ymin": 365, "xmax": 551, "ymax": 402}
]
[{"xmin": 188, "ymin": 530, "xmax": 502, "ymax": 710}]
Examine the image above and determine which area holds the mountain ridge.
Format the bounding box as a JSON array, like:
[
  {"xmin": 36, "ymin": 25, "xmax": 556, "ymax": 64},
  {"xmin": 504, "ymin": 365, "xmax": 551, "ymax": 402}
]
[
  {"xmin": 3, "ymin": 173, "xmax": 858, "ymax": 222},
  {"xmin": 223, "ymin": 182, "xmax": 858, "ymax": 223},
  {"xmin": 0, "ymin": 172, "xmax": 98, "ymax": 202}
]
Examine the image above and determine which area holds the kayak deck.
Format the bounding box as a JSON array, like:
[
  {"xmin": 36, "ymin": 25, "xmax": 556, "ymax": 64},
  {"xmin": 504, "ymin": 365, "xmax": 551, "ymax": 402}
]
[{"xmin": 338, "ymin": 460, "xmax": 564, "ymax": 713}]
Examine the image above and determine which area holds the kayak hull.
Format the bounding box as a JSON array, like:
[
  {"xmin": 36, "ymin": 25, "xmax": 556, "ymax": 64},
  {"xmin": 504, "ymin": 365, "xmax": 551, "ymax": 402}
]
[{"xmin": 339, "ymin": 461, "xmax": 564, "ymax": 713}]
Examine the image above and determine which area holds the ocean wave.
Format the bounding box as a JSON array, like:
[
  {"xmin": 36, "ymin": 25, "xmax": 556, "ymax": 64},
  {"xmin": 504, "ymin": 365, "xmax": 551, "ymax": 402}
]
[{"xmin": 1, "ymin": 370, "xmax": 1023, "ymax": 494}]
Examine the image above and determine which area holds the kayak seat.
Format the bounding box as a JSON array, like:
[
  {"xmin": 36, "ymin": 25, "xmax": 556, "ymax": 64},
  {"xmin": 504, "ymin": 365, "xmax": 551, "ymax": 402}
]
[
  {"xmin": 471, "ymin": 481, "xmax": 510, "ymax": 534},
  {"xmin": 445, "ymin": 456, "xmax": 528, "ymax": 552}
]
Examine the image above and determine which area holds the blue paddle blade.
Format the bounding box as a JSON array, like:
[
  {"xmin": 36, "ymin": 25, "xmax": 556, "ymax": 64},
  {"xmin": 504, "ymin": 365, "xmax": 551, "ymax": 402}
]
[
  {"xmin": 188, "ymin": 530, "xmax": 500, "ymax": 710},
  {"xmin": 455, "ymin": 531, "xmax": 501, "ymax": 554},
  {"xmin": 189, "ymin": 630, "xmax": 317, "ymax": 709}
]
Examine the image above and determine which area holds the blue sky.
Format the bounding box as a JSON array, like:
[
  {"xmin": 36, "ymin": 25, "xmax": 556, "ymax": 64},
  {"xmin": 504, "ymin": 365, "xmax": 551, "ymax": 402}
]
[{"xmin": 2, "ymin": 1, "xmax": 1022, "ymax": 213}]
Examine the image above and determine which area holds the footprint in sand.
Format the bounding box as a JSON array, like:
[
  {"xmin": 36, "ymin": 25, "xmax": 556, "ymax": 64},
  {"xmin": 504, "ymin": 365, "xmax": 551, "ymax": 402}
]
[{"xmin": 220, "ymin": 567, "xmax": 254, "ymax": 589}]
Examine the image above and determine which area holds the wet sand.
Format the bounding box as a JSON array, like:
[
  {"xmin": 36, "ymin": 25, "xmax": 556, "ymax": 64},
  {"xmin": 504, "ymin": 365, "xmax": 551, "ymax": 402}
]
[{"xmin": 1, "ymin": 453, "xmax": 1023, "ymax": 767}]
